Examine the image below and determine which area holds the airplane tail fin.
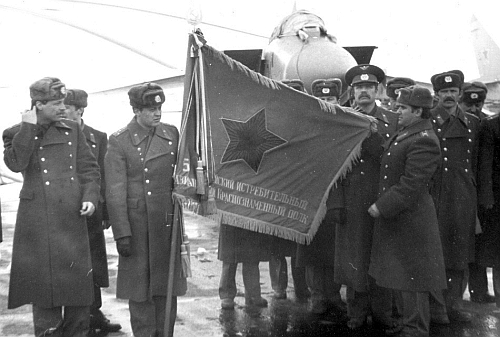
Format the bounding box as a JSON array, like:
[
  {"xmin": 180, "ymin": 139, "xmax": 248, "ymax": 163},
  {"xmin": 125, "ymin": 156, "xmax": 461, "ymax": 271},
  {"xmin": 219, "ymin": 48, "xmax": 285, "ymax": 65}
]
[{"xmin": 470, "ymin": 15, "xmax": 500, "ymax": 82}]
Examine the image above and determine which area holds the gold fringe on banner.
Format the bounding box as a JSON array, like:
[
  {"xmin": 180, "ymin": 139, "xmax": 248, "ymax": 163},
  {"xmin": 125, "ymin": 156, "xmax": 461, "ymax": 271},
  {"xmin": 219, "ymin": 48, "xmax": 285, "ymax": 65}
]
[
  {"xmin": 211, "ymin": 137, "xmax": 364, "ymax": 245},
  {"xmin": 217, "ymin": 210, "xmax": 309, "ymax": 244}
]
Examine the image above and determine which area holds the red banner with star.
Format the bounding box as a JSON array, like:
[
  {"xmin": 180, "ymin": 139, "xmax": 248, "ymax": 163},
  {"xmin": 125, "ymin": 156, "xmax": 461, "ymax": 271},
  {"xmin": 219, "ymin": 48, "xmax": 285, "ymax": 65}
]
[{"xmin": 174, "ymin": 32, "xmax": 373, "ymax": 244}]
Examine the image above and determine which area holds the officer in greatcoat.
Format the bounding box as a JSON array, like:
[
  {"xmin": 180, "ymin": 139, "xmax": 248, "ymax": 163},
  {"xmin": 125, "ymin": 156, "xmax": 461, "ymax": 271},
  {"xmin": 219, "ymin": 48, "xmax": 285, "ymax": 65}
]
[
  {"xmin": 295, "ymin": 78, "xmax": 345, "ymax": 315},
  {"xmin": 368, "ymin": 86, "xmax": 447, "ymax": 337},
  {"xmin": 459, "ymin": 81, "xmax": 499, "ymax": 304},
  {"xmin": 105, "ymin": 83, "xmax": 187, "ymax": 336},
  {"xmin": 475, "ymin": 109, "xmax": 500, "ymax": 307},
  {"xmin": 460, "ymin": 81, "xmax": 489, "ymax": 120},
  {"xmin": 3, "ymin": 77, "xmax": 101, "ymax": 336},
  {"xmin": 333, "ymin": 64, "xmax": 400, "ymax": 332},
  {"xmin": 386, "ymin": 77, "xmax": 415, "ymax": 112},
  {"xmin": 428, "ymin": 70, "xmax": 480, "ymax": 323},
  {"xmin": 64, "ymin": 89, "xmax": 122, "ymax": 334}
]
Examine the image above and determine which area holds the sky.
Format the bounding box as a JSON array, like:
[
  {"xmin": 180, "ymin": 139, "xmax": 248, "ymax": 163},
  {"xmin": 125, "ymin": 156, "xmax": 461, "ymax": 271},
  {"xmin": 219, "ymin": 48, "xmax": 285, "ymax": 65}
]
[
  {"xmin": 197, "ymin": 0, "xmax": 498, "ymax": 82},
  {"xmin": 0, "ymin": 0, "xmax": 498, "ymax": 132},
  {"xmin": 1, "ymin": 0, "xmax": 498, "ymax": 87}
]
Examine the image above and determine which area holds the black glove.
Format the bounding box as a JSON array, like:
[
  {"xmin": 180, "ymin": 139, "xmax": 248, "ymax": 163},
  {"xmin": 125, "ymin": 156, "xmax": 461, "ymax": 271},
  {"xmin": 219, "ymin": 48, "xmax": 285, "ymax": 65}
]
[{"xmin": 116, "ymin": 236, "xmax": 132, "ymax": 257}]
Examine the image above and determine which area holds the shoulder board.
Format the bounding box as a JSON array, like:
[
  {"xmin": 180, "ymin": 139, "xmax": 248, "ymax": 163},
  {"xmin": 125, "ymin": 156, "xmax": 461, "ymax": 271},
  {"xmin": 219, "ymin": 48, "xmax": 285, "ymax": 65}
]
[
  {"xmin": 486, "ymin": 114, "xmax": 499, "ymax": 121},
  {"xmin": 6, "ymin": 122, "xmax": 21, "ymax": 131},
  {"xmin": 112, "ymin": 126, "xmax": 128, "ymax": 137}
]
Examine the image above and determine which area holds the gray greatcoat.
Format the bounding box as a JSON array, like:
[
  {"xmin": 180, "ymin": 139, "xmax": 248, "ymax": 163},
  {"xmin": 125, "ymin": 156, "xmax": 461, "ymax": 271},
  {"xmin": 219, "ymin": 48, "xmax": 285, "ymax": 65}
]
[
  {"xmin": 333, "ymin": 106, "xmax": 399, "ymax": 292},
  {"xmin": 369, "ymin": 119, "xmax": 447, "ymax": 292},
  {"xmin": 3, "ymin": 121, "xmax": 100, "ymax": 309},
  {"xmin": 105, "ymin": 118, "xmax": 187, "ymax": 302},
  {"xmin": 429, "ymin": 106, "xmax": 480, "ymax": 270}
]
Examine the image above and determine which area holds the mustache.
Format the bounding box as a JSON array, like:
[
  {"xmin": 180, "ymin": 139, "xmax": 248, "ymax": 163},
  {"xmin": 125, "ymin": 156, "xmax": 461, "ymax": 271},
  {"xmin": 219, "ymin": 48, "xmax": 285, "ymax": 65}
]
[
  {"xmin": 444, "ymin": 97, "xmax": 456, "ymax": 102},
  {"xmin": 359, "ymin": 94, "xmax": 371, "ymax": 99}
]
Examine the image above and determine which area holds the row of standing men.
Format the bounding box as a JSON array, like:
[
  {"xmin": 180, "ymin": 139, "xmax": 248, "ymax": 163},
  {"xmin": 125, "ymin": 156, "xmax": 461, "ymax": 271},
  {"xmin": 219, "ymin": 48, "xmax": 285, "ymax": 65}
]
[
  {"xmin": 2, "ymin": 64, "xmax": 498, "ymax": 337},
  {"xmin": 3, "ymin": 79, "xmax": 185, "ymax": 336},
  {"xmin": 217, "ymin": 64, "xmax": 500, "ymax": 337}
]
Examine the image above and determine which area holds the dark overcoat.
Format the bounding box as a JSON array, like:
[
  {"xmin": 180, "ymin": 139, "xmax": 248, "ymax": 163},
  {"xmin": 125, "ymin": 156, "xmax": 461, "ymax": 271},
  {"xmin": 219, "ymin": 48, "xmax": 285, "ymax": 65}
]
[
  {"xmin": 82, "ymin": 122, "xmax": 109, "ymax": 287},
  {"xmin": 218, "ymin": 224, "xmax": 271, "ymax": 263},
  {"xmin": 3, "ymin": 120, "xmax": 100, "ymax": 309},
  {"xmin": 476, "ymin": 114, "xmax": 500, "ymax": 268},
  {"xmin": 105, "ymin": 118, "xmax": 187, "ymax": 302},
  {"xmin": 296, "ymin": 208, "xmax": 339, "ymax": 267},
  {"xmin": 429, "ymin": 106, "xmax": 480, "ymax": 270},
  {"xmin": 332, "ymin": 106, "xmax": 399, "ymax": 292},
  {"xmin": 368, "ymin": 119, "xmax": 447, "ymax": 292}
]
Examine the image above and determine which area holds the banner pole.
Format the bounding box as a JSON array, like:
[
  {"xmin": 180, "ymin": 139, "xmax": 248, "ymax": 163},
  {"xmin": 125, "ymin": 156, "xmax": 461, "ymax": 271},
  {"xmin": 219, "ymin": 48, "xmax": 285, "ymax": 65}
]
[
  {"xmin": 164, "ymin": 31, "xmax": 199, "ymax": 336},
  {"xmin": 164, "ymin": 197, "xmax": 182, "ymax": 335},
  {"xmin": 198, "ymin": 46, "xmax": 209, "ymax": 168}
]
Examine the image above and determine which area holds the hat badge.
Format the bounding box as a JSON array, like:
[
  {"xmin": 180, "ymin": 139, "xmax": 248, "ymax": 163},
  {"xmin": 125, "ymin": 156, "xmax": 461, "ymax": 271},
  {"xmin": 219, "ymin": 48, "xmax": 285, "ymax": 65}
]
[
  {"xmin": 60, "ymin": 86, "xmax": 66, "ymax": 94},
  {"xmin": 360, "ymin": 74, "xmax": 369, "ymax": 81},
  {"xmin": 360, "ymin": 65, "xmax": 369, "ymax": 70},
  {"xmin": 154, "ymin": 95, "xmax": 161, "ymax": 103},
  {"xmin": 471, "ymin": 93, "xmax": 478, "ymax": 99},
  {"xmin": 322, "ymin": 88, "xmax": 330, "ymax": 94},
  {"xmin": 444, "ymin": 76, "xmax": 452, "ymax": 83}
]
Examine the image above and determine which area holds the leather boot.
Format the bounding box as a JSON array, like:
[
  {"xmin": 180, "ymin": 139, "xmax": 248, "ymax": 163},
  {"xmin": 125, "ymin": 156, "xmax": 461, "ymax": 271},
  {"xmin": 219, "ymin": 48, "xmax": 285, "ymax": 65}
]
[
  {"xmin": 245, "ymin": 296, "xmax": 268, "ymax": 307},
  {"xmin": 221, "ymin": 298, "xmax": 235, "ymax": 310},
  {"xmin": 90, "ymin": 309, "xmax": 122, "ymax": 333}
]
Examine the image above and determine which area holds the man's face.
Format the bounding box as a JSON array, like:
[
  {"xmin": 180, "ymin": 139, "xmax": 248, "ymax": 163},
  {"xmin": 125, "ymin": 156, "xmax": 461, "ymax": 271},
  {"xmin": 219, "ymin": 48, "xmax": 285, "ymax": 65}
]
[
  {"xmin": 436, "ymin": 87, "xmax": 460, "ymax": 109},
  {"xmin": 353, "ymin": 83, "xmax": 377, "ymax": 106},
  {"xmin": 64, "ymin": 104, "xmax": 82, "ymax": 123},
  {"xmin": 37, "ymin": 99, "xmax": 67, "ymax": 124},
  {"xmin": 396, "ymin": 102, "xmax": 421, "ymax": 128},
  {"xmin": 135, "ymin": 105, "xmax": 162, "ymax": 129},
  {"xmin": 461, "ymin": 101, "xmax": 484, "ymax": 115}
]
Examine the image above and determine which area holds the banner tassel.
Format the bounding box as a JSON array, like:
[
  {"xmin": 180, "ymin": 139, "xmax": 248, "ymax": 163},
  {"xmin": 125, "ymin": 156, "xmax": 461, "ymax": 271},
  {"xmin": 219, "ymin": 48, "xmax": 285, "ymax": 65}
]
[
  {"xmin": 195, "ymin": 160, "xmax": 206, "ymax": 195},
  {"xmin": 180, "ymin": 243, "xmax": 192, "ymax": 278},
  {"xmin": 174, "ymin": 195, "xmax": 192, "ymax": 278},
  {"xmin": 206, "ymin": 186, "xmax": 217, "ymax": 215}
]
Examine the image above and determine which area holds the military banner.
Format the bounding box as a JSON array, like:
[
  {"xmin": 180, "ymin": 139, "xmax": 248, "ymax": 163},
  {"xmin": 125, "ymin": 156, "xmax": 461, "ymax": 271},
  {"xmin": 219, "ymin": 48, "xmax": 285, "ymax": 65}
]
[{"xmin": 174, "ymin": 32, "xmax": 373, "ymax": 244}]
